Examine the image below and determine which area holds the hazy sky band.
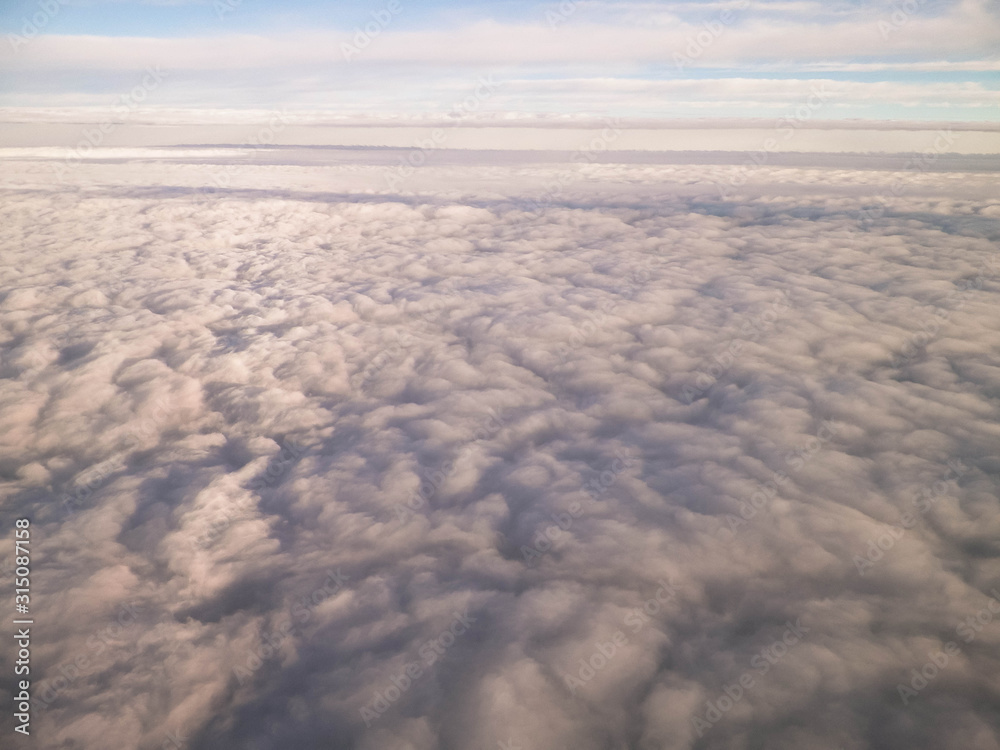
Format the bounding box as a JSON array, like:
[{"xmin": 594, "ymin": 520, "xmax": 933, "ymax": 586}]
[{"xmin": 1, "ymin": 0, "xmax": 998, "ymax": 120}]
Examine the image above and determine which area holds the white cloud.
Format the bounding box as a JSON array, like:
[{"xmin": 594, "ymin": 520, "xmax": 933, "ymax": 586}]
[
  {"xmin": 1, "ymin": 119, "xmax": 999, "ymax": 154},
  {"xmin": 3, "ymin": 0, "xmax": 998, "ymax": 71},
  {"xmin": 1, "ymin": 144, "xmax": 999, "ymax": 749}
]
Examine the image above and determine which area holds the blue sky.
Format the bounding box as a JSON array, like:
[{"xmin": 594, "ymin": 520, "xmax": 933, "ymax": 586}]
[{"xmin": 1, "ymin": 0, "xmax": 998, "ymax": 120}]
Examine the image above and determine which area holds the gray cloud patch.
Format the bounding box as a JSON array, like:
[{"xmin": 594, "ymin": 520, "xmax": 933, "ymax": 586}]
[{"xmin": 0, "ymin": 150, "xmax": 998, "ymax": 749}]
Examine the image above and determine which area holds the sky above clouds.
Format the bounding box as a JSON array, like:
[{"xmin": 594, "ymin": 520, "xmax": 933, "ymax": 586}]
[{"xmin": 1, "ymin": 0, "xmax": 998, "ymax": 119}]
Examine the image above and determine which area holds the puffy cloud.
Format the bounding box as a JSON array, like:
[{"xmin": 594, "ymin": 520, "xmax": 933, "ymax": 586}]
[{"xmin": 1, "ymin": 144, "xmax": 999, "ymax": 749}]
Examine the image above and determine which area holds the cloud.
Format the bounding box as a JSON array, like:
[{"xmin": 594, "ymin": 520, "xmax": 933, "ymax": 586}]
[
  {"xmin": 4, "ymin": 0, "xmax": 998, "ymax": 71},
  {"xmin": 3, "ymin": 0, "xmax": 997, "ymax": 119},
  {"xmin": 0, "ymin": 142, "xmax": 999, "ymax": 749}
]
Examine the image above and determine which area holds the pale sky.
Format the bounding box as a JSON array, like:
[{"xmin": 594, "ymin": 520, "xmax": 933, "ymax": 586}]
[{"xmin": 1, "ymin": 0, "xmax": 998, "ymax": 120}]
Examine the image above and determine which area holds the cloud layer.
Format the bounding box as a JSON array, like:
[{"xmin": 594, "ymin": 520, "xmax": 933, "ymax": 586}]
[
  {"xmin": 1, "ymin": 147, "xmax": 999, "ymax": 749},
  {"xmin": 2, "ymin": 0, "xmax": 998, "ymax": 118}
]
